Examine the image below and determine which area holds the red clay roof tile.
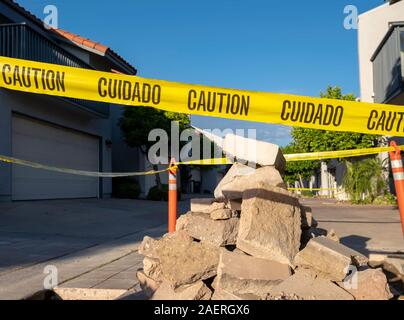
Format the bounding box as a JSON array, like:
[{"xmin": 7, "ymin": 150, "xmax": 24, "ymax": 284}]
[{"xmin": 52, "ymin": 28, "xmax": 109, "ymax": 53}]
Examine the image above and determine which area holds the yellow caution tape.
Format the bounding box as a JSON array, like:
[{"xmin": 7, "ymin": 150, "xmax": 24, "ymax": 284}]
[
  {"xmin": 0, "ymin": 155, "xmax": 170, "ymax": 177},
  {"xmin": 0, "ymin": 144, "xmax": 401, "ymax": 178},
  {"xmin": 178, "ymin": 158, "xmax": 232, "ymax": 165},
  {"xmin": 284, "ymin": 145, "xmax": 404, "ymax": 162},
  {"xmin": 2, "ymin": 56, "xmax": 404, "ymax": 137},
  {"xmin": 0, "ymin": 155, "xmax": 231, "ymax": 177},
  {"xmin": 180, "ymin": 145, "xmax": 404, "ymax": 165},
  {"xmin": 0, "ymin": 153, "xmax": 351, "ymax": 196}
]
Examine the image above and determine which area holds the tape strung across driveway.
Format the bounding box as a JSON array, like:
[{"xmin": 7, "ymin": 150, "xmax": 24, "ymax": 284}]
[
  {"xmin": 0, "ymin": 155, "xmax": 230, "ymax": 177},
  {"xmin": 284, "ymin": 145, "xmax": 404, "ymax": 162},
  {"xmin": 0, "ymin": 155, "xmax": 171, "ymax": 177},
  {"xmin": 2, "ymin": 56, "xmax": 404, "ymax": 137},
  {"xmin": 0, "ymin": 145, "xmax": 401, "ymax": 178}
]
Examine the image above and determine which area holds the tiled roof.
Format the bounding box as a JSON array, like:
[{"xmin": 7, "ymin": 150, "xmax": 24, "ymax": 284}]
[
  {"xmin": 5, "ymin": 0, "xmax": 136, "ymax": 74},
  {"xmin": 52, "ymin": 28, "xmax": 109, "ymax": 54},
  {"xmin": 52, "ymin": 28, "xmax": 136, "ymax": 74}
]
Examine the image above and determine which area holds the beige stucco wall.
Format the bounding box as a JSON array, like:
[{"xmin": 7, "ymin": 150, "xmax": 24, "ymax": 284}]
[{"xmin": 358, "ymin": 1, "xmax": 404, "ymax": 102}]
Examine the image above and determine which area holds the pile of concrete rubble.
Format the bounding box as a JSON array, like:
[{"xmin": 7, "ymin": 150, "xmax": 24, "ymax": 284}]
[{"xmin": 136, "ymin": 136, "xmax": 403, "ymax": 300}]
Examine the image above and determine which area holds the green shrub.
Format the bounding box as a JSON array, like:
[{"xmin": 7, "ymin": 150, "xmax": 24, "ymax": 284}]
[
  {"xmin": 372, "ymin": 193, "xmax": 397, "ymax": 205},
  {"xmin": 343, "ymin": 158, "xmax": 387, "ymax": 203},
  {"xmin": 147, "ymin": 184, "xmax": 168, "ymax": 201},
  {"xmin": 113, "ymin": 178, "xmax": 141, "ymax": 199},
  {"xmin": 301, "ymin": 190, "xmax": 315, "ymax": 198},
  {"xmin": 147, "ymin": 184, "xmax": 182, "ymax": 201},
  {"xmin": 351, "ymin": 197, "xmax": 373, "ymax": 205}
]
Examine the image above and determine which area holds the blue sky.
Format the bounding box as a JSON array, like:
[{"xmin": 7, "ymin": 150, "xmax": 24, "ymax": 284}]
[{"xmin": 19, "ymin": 0, "xmax": 382, "ymax": 146}]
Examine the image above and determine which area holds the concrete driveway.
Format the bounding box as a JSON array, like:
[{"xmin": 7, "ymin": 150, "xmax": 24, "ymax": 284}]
[
  {"xmin": 301, "ymin": 198, "xmax": 404, "ymax": 255},
  {"xmin": 0, "ymin": 197, "xmax": 403, "ymax": 299},
  {"xmin": 0, "ymin": 198, "xmax": 190, "ymax": 299}
]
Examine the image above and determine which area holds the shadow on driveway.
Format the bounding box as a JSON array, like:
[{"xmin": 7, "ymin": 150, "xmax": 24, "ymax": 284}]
[{"xmin": 0, "ymin": 198, "xmax": 189, "ymax": 272}]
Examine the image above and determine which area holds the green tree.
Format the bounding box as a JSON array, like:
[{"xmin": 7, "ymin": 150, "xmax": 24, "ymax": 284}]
[
  {"xmin": 282, "ymin": 144, "xmax": 319, "ymax": 187},
  {"xmin": 343, "ymin": 158, "xmax": 387, "ymax": 203},
  {"xmin": 291, "ymin": 86, "xmax": 379, "ymax": 152},
  {"xmin": 284, "ymin": 86, "xmax": 380, "ymax": 187},
  {"xmin": 119, "ymin": 106, "xmax": 190, "ymax": 190}
]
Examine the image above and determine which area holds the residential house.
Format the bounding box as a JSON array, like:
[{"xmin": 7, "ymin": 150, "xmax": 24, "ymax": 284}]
[
  {"xmin": 358, "ymin": 0, "xmax": 404, "ymax": 191},
  {"xmin": 317, "ymin": 0, "xmax": 404, "ymax": 199},
  {"xmin": 0, "ymin": 0, "xmax": 139, "ymax": 201},
  {"xmin": 358, "ymin": 0, "xmax": 404, "ymax": 106}
]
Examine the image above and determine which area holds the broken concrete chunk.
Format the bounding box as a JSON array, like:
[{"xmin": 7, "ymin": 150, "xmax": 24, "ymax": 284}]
[
  {"xmin": 383, "ymin": 257, "xmax": 404, "ymax": 280},
  {"xmin": 300, "ymin": 227, "xmax": 340, "ymax": 249},
  {"xmin": 152, "ymin": 231, "xmax": 220, "ymax": 288},
  {"xmin": 143, "ymin": 257, "xmax": 162, "ymax": 281},
  {"xmin": 54, "ymin": 288, "xmax": 127, "ymax": 300},
  {"xmin": 300, "ymin": 206, "xmax": 318, "ymax": 229},
  {"xmin": 368, "ymin": 254, "xmax": 386, "ymax": 268},
  {"xmin": 326, "ymin": 229, "xmax": 340, "ymax": 242},
  {"xmin": 191, "ymin": 200, "xmax": 226, "ymax": 214},
  {"xmin": 236, "ymin": 182, "xmax": 302, "ymax": 265},
  {"xmin": 221, "ymin": 166, "xmax": 287, "ymax": 200},
  {"xmin": 151, "ymin": 281, "xmax": 212, "ymax": 300},
  {"xmin": 190, "ymin": 198, "xmax": 215, "ymax": 213},
  {"xmin": 266, "ymin": 293, "xmax": 304, "ymax": 300},
  {"xmin": 211, "ymin": 276, "xmax": 219, "ymax": 290},
  {"xmin": 214, "ymin": 163, "xmax": 255, "ymax": 200},
  {"xmin": 330, "ymin": 239, "xmax": 367, "ymax": 267},
  {"xmin": 216, "ymin": 250, "xmax": 291, "ymax": 298},
  {"xmin": 177, "ymin": 212, "xmax": 239, "ymax": 246},
  {"xmin": 207, "ymin": 202, "xmax": 226, "ymax": 213},
  {"xmin": 138, "ymin": 236, "xmax": 158, "ymax": 258},
  {"xmin": 137, "ymin": 270, "xmax": 161, "ymax": 298},
  {"xmin": 369, "ymin": 254, "xmax": 404, "ymax": 281},
  {"xmin": 212, "ymin": 289, "xmax": 260, "ymax": 300},
  {"xmin": 210, "ymin": 208, "xmax": 232, "ymax": 220},
  {"xmin": 176, "ymin": 214, "xmax": 189, "ymax": 231},
  {"xmin": 222, "ymin": 133, "xmax": 286, "ymax": 173},
  {"xmin": 160, "ymin": 229, "xmax": 194, "ymax": 245},
  {"xmin": 340, "ymin": 268, "xmax": 393, "ymax": 300},
  {"xmin": 268, "ymin": 269, "xmax": 354, "ymax": 300},
  {"xmin": 294, "ymin": 237, "xmax": 368, "ymax": 281}
]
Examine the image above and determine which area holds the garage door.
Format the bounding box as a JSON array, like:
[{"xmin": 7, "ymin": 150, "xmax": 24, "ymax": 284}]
[{"xmin": 12, "ymin": 115, "xmax": 100, "ymax": 200}]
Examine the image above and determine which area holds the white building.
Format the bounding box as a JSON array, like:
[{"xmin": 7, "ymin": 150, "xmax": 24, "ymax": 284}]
[
  {"xmin": 318, "ymin": 0, "xmax": 404, "ymax": 199},
  {"xmin": 359, "ymin": 0, "xmax": 404, "ymax": 193},
  {"xmin": 358, "ymin": 0, "xmax": 404, "ymax": 105}
]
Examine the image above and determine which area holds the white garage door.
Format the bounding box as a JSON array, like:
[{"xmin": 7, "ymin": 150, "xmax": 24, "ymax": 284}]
[{"xmin": 12, "ymin": 115, "xmax": 100, "ymax": 200}]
